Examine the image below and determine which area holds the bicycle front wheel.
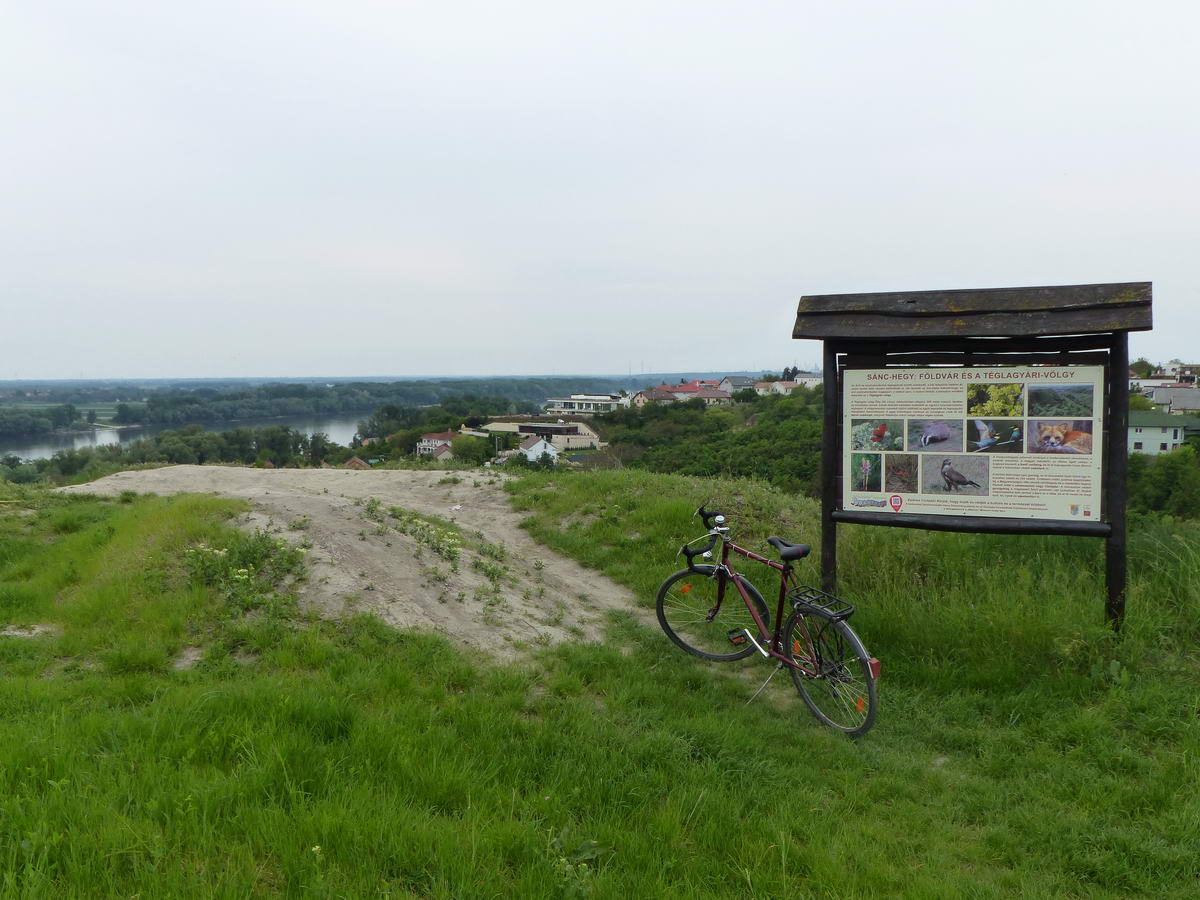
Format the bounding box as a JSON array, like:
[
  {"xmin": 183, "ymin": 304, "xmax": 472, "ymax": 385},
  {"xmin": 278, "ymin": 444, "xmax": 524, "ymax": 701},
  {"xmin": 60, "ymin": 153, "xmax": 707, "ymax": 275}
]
[
  {"xmin": 656, "ymin": 566, "xmax": 769, "ymax": 661},
  {"xmin": 784, "ymin": 608, "xmax": 877, "ymax": 736}
]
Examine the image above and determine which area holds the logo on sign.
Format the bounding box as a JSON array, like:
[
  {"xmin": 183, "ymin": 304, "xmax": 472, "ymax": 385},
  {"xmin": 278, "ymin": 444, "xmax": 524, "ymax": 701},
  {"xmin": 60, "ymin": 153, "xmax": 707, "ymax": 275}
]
[{"xmin": 889, "ymin": 495, "xmax": 903, "ymax": 512}]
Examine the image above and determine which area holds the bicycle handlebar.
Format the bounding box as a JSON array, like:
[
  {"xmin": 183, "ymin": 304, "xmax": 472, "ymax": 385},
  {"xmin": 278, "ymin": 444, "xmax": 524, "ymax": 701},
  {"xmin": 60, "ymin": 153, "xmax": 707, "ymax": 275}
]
[
  {"xmin": 681, "ymin": 506, "xmax": 728, "ymax": 569},
  {"xmin": 680, "ymin": 532, "xmax": 718, "ymax": 568}
]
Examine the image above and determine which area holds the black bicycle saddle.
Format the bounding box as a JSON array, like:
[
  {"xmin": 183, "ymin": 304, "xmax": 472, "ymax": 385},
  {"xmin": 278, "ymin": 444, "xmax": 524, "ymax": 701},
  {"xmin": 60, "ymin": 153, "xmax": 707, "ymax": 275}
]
[{"xmin": 766, "ymin": 537, "xmax": 811, "ymax": 561}]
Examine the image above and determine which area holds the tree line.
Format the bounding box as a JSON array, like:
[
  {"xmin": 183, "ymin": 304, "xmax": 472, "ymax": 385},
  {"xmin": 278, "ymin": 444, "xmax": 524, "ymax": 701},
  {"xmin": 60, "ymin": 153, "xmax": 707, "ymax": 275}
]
[{"xmin": 592, "ymin": 388, "xmax": 824, "ymax": 496}]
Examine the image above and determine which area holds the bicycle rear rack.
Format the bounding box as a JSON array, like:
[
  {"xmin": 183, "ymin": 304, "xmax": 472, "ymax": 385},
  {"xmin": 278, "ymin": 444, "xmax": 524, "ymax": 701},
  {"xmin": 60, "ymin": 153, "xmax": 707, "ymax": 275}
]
[{"xmin": 788, "ymin": 586, "xmax": 855, "ymax": 620}]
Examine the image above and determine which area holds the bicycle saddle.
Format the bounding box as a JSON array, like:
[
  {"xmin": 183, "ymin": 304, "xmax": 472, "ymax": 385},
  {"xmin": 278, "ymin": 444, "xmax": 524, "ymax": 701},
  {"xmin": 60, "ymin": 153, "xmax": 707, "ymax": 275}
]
[{"xmin": 766, "ymin": 537, "xmax": 811, "ymax": 561}]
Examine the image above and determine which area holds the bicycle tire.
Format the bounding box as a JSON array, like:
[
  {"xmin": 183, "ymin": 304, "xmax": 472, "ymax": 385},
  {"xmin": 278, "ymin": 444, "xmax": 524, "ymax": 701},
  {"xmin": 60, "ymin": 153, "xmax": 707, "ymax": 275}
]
[
  {"xmin": 656, "ymin": 566, "xmax": 770, "ymax": 661},
  {"xmin": 783, "ymin": 607, "xmax": 877, "ymax": 737}
]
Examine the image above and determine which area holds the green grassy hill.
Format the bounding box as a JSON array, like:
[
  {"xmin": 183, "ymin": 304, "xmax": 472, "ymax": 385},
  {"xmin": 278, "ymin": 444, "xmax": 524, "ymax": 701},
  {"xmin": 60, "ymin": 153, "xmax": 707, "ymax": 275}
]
[{"xmin": 0, "ymin": 472, "xmax": 1196, "ymax": 896}]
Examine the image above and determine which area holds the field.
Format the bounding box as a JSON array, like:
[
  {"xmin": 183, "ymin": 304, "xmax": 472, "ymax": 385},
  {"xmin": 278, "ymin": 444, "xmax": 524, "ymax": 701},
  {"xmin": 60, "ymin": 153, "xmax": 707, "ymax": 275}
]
[
  {"xmin": 1028, "ymin": 385, "xmax": 1095, "ymax": 418},
  {"xmin": 0, "ymin": 469, "xmax": 1198, "ymax": 896}
]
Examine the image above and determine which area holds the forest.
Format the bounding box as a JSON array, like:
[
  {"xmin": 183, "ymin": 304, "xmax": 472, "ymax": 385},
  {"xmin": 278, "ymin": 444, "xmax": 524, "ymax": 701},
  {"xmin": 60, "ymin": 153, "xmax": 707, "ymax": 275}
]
[
  {"xmin": 0, "ymin": 374, "xmax": 763, "ymax": 436},
  {"xmin": 592, "ymin": 388, "xmax": 824, "ymax": 496},
  {"xmin": 7, "ymin": 383, "xmax": 1200, "ymax": 522}
]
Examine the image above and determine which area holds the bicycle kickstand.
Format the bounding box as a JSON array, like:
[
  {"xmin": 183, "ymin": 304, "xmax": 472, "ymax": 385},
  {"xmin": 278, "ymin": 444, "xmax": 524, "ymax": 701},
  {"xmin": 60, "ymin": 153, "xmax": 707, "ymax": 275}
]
[{"xmin": 747, "ymin": 663, "xmax": 785, "ymax": 705}]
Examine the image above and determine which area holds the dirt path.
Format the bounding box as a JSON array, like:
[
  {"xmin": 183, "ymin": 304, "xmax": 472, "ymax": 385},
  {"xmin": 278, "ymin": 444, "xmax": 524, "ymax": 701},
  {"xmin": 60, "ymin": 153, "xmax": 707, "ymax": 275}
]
[{"xmin": 60, "ymin": 466, "xmax": 642, "ymax": 659}]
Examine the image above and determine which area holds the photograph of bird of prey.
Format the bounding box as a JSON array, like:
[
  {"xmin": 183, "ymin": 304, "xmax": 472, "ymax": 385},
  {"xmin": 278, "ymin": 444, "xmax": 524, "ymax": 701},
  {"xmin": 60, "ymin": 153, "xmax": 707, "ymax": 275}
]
[
  {"xmin": 921, "ymin": 455, "xmax": 989, "ymax": 495},
  {"xmin": 969, "ymin": 418, "xmax": 1023, "ymax": 453},
  {"xmin": 850, "ymin": 418, "xmax": 905, "ymax": 451},
  {"xmin": 905, "ymin": 418, "xmax": 965, "ymax": 452}
]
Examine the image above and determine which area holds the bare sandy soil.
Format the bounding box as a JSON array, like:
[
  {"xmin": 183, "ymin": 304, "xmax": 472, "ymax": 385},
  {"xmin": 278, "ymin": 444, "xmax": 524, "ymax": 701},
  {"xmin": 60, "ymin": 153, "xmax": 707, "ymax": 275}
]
[{"xmin": 60, "ymin": 466, "xmax": 642, "ymax": 659}]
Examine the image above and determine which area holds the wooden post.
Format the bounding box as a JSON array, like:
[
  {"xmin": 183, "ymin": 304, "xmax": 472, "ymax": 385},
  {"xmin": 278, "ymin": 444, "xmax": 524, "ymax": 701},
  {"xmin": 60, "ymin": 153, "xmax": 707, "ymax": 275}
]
[
  {"xmin": 821, "ymin": 341, "xmax": 838, "ymax": 593},
  {"xmin": 794, "ymin": 283, "xmax": 1150, "ymax": 626},
  {"xmin": 1106, "ymin": 333, "xmax": 1129, "ymax": 629}
]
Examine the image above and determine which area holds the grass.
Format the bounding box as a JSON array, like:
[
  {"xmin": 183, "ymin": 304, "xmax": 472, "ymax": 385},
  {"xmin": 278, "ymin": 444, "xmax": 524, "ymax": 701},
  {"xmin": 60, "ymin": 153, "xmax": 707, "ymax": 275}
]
[
  {"xmin": 506, "ymin": 469, "xmax": 1200, "ymax": 896},
  {"xmin": 0, "ymin": 472, "xmax": 1198, "ymax": 895}
]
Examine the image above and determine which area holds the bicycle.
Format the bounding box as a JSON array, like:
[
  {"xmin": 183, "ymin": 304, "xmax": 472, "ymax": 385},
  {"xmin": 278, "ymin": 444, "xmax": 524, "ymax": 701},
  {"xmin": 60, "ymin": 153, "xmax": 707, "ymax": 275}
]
[{"xmin": 655, "ymin": 506, "xmax": 879, "ymax": 736}]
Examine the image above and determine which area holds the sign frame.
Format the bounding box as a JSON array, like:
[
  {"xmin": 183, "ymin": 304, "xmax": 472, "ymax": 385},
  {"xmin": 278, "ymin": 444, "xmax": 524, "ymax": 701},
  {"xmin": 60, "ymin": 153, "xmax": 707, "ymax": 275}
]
[{"xmin": 795, "ymin": 283, "xmax": 1153, "ymax": 627}]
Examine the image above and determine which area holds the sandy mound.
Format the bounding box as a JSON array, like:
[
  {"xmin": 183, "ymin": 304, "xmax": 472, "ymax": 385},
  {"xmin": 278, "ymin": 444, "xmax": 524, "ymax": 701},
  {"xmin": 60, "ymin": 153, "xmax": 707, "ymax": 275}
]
[{"xmin": 60, "ymin": 466, "xmax": 641, "ymax": 659}]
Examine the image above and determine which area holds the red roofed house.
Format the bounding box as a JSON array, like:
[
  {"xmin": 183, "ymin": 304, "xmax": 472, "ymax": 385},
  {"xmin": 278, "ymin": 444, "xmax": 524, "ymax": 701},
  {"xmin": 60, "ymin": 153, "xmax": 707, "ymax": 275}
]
[
  {"xmin": 417, "ymin": 431, "xmax": 458, "ymax": 456},
  {"xmin": 344, "ymin": 456, "xmax": 371, "ymax": 470},
  {"xmin": 518, "ymin": 435, "xmax": 559, "ymax": 463},
  {"xmin": 694, "ymin": 387, "xmax": 732, "ymax": 406},
  {"xmin": 666, "ymin": 382, "xmax": 702, "ymax": 401},
  {"xmin": 667, "ymin": 381, "xmax": 731, "ymax": 403},
  {"xmin": 431, "ymin": 444, "xmax": 454, "ymax": 461},
  {"xmin": 632, "ymin": 387, "xmax": 677, "ymax": 407}
]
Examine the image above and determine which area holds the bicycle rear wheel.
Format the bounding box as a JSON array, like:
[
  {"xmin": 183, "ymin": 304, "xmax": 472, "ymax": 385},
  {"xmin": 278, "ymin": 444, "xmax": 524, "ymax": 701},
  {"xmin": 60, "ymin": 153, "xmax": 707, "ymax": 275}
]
[
  {"xmin": 656, "ymin": 566, "xmax": 769, "ymax": 661},
  {"xmin": 783, "ymin": 607, "xmax": 877, "ymax": 736}
]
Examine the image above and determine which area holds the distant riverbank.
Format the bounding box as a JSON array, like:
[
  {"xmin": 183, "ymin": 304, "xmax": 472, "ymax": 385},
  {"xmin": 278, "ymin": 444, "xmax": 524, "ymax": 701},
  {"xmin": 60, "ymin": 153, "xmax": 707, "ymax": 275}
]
[{"xmin": 0, "ymin": 415, "xmax": 364, "ymax": 461}]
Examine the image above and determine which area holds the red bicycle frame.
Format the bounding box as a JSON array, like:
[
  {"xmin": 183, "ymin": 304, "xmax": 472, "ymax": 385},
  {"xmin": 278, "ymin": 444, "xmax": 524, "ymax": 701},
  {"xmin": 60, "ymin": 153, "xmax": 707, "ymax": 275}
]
[{"xmin": 711, "ymin": 537, "xmax": 818, "ymax": 674}]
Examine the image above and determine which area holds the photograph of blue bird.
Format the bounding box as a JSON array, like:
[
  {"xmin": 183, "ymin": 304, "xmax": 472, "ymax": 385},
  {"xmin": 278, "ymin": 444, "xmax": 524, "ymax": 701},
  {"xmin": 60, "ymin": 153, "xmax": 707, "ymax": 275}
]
[
  {"xmin": 969, "ymin": 419, "xmax": 1023, "ymax": 453},
  {"xmin": 973, "ymin": 419, "xmax": 1000, "ymax": 450}
]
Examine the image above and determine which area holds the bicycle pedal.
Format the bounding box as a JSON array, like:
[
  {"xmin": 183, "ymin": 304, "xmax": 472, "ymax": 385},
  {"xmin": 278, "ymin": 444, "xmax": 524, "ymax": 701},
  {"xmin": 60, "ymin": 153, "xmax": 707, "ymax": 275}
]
[{"xmin": 726, "ymin": 629, "xmax": 747, "ymax": 647}]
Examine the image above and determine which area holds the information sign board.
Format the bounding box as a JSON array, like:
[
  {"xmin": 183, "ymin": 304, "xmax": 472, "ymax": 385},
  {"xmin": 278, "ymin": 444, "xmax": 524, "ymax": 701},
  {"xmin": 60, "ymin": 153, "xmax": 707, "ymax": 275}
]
[{"xmin": 841, "ymin": 365, "xmax": 1104, "ymax": 522}]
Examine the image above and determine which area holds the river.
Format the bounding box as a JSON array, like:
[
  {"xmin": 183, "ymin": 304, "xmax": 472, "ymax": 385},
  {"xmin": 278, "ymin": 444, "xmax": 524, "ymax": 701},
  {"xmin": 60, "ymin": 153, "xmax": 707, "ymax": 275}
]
[{"xmin": 0, "ymin": 414, "xmax": 365, "ymax": 461}]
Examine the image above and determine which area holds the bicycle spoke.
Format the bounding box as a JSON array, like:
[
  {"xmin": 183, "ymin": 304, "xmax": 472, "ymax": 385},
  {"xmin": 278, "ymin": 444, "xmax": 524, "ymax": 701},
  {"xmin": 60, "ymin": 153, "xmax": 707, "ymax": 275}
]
[{"xmin": 655, "ymin": 568, "xmax": 769, "ymax": 662}]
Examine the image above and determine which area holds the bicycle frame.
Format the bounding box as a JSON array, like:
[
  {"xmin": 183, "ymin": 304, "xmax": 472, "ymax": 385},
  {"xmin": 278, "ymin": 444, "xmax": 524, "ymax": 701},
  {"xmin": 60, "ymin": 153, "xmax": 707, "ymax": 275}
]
[{"xmin": 708, "ymin": 534, "xmax": 821, "ymax": 675}]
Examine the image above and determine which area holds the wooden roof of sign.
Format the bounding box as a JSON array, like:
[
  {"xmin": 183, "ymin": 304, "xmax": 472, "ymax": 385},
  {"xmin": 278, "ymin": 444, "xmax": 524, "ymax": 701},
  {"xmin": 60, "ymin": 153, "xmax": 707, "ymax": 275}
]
[{"xmin": 793, "ymin": 282, "xmax": 1152, "ymax": 340}]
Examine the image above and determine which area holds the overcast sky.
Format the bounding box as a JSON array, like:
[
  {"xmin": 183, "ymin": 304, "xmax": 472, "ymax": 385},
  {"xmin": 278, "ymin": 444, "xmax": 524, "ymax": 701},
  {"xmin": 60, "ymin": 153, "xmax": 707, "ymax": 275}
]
[{"xmin": 3, "ymin": 1, "xmax": 1196, "ymax": 379}]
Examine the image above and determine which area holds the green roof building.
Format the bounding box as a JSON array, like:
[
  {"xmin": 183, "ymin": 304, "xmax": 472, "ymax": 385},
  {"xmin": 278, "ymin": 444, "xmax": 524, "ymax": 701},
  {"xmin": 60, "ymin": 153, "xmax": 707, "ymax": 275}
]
[{"xmin": 1128, "ymin": 411, "xmax": 1200, "ymax": 455}]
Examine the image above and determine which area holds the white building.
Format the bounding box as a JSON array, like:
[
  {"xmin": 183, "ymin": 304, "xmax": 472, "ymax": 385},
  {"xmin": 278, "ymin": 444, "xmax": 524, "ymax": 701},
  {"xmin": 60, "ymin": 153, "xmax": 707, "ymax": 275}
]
[
  {"xmin": 480, "ymin": 420, "xmax": 603, "ymax": 451},
  {"xmin": 518, "ymin": 435, "xmax": 559, "ymax": 463},
  {"xmin": 718, "ymin": 376, "xmax": 757, "ymax": 394},
  {"xmin": 1128, "ymin": 411, "xmax": 1198, "ymax": 455},
  {"xmin": 1131, "ymin": 376, "xmax": 1179, "ymax": 394},
  {"xmin": 416, "ymin": 430, "xmax": 457, "ymax": 456},
  {"xmin": 543, "ymin": 394, "xmax": 623, "ymax": 415}
]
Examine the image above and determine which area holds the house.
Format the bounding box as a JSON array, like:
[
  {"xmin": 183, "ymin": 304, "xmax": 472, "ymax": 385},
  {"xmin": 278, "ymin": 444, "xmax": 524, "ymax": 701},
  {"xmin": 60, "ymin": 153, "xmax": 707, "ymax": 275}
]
[
  {"xmin": 792, "ymin": 372, "xmax": 823, "ymax": 389},
  {"xmin": 1150, "ymin": 387, "xmax": 1200, "ymax": 415},
  {"xmin": 431, "ymin": 445, "xmax": 454, "ymax": 461},
  {"xmin": 518, "ymin": 435, "xmax": 559, "ymax": 463},
  {"xmin": 632, "ymin": 388, "xmax": 677, "ymax": 407},
  {"xmin": 481, "ymin": 419, "xmax": 602, "ymax": 451},
  {"xmin": 416, "ymin": 430, "xmax": 457, "ymax": 456},
  {"xmin": 664, "ymin": 381, "xmax": 712, "ymax": 401},
  {"xmin": 543, "ymin": 394, "xmax": 623, "ymax": 415},
  {"xmin": 1131, "ymin": 376, "xmax": 1180, "ymax": 394},
  {"xmin": 1128, "ymin": 411, "xmax": 1200, "ymax": 455},
  {"xmin": 693, "ymin": 387, "xmax": 732, "ymax": 406},
  {"xmin": 718, "ymin": 376, "xmax": 756, "ymax": 394},
  {"xmin": 344, "ymin": 456, "xmax": 371, "ymax": 470}
]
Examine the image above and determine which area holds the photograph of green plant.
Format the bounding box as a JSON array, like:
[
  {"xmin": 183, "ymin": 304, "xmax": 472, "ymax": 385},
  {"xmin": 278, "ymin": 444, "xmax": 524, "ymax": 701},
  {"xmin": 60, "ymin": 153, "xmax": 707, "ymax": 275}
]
[
  {"xmin": 1028, "ymin": 384, "xmax": 1094, "ymax": 417},
  {"xmin": 966, "ymin": 382, "xmax": 1025, "ymax": 417}
]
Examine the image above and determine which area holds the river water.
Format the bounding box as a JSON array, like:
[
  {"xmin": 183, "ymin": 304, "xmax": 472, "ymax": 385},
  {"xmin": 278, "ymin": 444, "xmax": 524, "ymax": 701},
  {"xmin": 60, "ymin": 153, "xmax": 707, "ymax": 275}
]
[{"xmin": 0, "ymin": 414, "xmax": 365, "ymax": 462}]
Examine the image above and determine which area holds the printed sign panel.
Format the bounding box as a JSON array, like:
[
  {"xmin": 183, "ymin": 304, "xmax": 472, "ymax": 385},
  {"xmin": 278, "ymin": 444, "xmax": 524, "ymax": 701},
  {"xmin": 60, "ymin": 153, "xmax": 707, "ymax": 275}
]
[{"xmin": 841, "ymin": 366, "xmax": 1104, "ymax": 522}]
